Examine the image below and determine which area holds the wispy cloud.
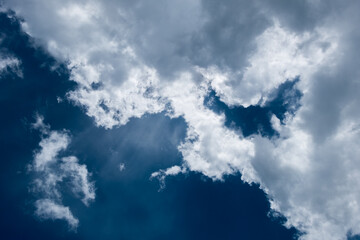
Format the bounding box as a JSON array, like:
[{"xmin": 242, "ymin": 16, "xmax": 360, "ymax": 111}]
[
  {"xmin": 30, "ymin": 115, "xmax": 95, "ymax": 229},
  {"xmin": 0, "ymin": 55, "xmax": 22, "ymax": 78},
  {"xmin": 35, "ymin": 199, "xmax": 79, "ymax": 229}
]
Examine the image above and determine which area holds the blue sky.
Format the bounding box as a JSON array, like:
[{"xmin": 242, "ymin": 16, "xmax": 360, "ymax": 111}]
[{"xmin": 1, "ymin": 1, "xmax": 360, "ymax": 240}]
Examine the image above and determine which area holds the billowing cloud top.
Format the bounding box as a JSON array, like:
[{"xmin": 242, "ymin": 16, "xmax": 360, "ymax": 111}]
[{"xmin": 2, "ymin": 0, "xmax": 360, "ymax": 239}]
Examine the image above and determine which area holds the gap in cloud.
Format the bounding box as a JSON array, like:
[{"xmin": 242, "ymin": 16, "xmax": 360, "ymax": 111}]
[
  {"xmin": 204, "ymin": 77, "xmax": 302, "ymax": 137},
  {"xmin": 348, "ymin": 233, "xmax": 360, "ymax": 240},
  {"xmin": 66, "ymin": 113, "xmax": 188, "ymax": 182}
]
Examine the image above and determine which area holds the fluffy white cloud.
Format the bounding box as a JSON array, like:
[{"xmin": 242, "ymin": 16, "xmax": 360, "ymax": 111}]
[
  {"xmin": 160, "ymin": 76, "xmax": 257, "ymax": 182},
  {"xmin": 201, "ymin": 21, "xmax": 338, "ymax": 107},
  {"xmin": 4, "ymin": 0, "xmax": 360, "ymax": 239},
  {"xmin": 31, "ymin": 116, "xmax": 95, "ymax": 228},
  {"xmin": 66, "ymin": 65, "xmax": 166, "ymax": 128},
  {"xmin": 251, "ymin": 10, "xmax": 360, "ymax": 238},
  {"xmin": 3, "ymin": 0, "xmax": 204, "ymax": 128},
  {"xmin": 252, "ymin": 112, "xmax": 360, "ymax": 240},
  {"xmin": 35, "ymin": 199, "xmax": 79, "ymax": 229}
]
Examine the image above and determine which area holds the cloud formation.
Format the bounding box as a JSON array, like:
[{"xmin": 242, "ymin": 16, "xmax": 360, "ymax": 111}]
[
  {"xmin": 0, "ymin": 55, "xmax": 22, "ymax": 77},
  {"xmin": 35, "ymin": 199, "xmax": 79, "ymax": 229},
  {"xmin": 30, "ymin": 115, "xmax": 95, "ymax": 228},
  {"xmin": 3, "ymin": 0, "xmax": 360, "ymax": 239}
]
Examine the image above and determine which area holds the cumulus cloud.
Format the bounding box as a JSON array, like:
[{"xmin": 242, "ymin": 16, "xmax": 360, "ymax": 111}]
[
  {"xmin": 4, "ymin": 0, "xmax": 360, "ymax": 239},
  {"xmin": 30, "ymin": 115, "xmax": 95, "ymax": 228},
  {"xmin": 249, "ymin": 6, "xmax": 360, "ymax": 238},
  {"xmin": 201, "ymin": 21, "xmax": 338, "ymax": 107},
  {"xmin": 160, "ymin": 76, "xmax": 257, "ymax": 182}
]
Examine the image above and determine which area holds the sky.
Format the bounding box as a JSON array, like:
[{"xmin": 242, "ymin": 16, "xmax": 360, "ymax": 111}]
[{"xmin": 1, "ymin": 1, "xmax": 360, "ymax": 240}]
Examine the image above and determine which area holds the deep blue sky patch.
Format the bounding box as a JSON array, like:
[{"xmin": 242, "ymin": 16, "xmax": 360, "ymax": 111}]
[{"xmin": 204, "ymin": 78, "xmax": 302, "ymax": 137}]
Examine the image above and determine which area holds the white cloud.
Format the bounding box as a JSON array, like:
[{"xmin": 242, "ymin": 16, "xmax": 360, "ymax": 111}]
[
  {"xmin": 0, "ymin": 55, "xmax": 22, "ymax": 78},
  {"xmin": 33, "ymin": 129, "xmax": 70, "ymax": 172},
  {"xmin": 60, "ymin": 156, "xmax": 95, "ymax": 206},
  {"xmin": 31, "ymin": 116, "xmax": 95, "ymax": 228},
  {"xmin": 35, "ymin": 199, "xmax": 79, "ymax": 229},
  {"xmin": 251, "ymin": 110, "xmax": 360, "ymax": 240},
  {"xmin": 0, "ymin": 56, "xmax": 18, "ymax": 71},
  {"xmin": 161, "ymin": 76, "xmax": 257, "ymax": 182},
  {"xmin": 198, "ymin": 21, "xmax": 338, "ymax": 107},
  {"xmin": 250, "ymin": 13, "xmax": 360, "ymax": 238},
  {"xmin": 118, "ymin": 163, "xmax": 125, "ymax": 172},
  {"xmin": 151, "ymin": 165, "xmax": 186, "ymax": 190},
  {"xmin": 4, "ymin": 0, "xmax": 360, "ymax": 239},
  {"xmin": 3, "ymin": 0, "xmax": 203, "ymax": 128},
  {"xmin": 66, "ymin": 65, "xmax": 166, "ymax": 128}
]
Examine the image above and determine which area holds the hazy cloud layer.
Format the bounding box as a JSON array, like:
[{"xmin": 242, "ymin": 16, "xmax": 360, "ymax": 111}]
[{"xmin": 3, "ymin": 0, "xmax": 360, "ymax": 239}]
